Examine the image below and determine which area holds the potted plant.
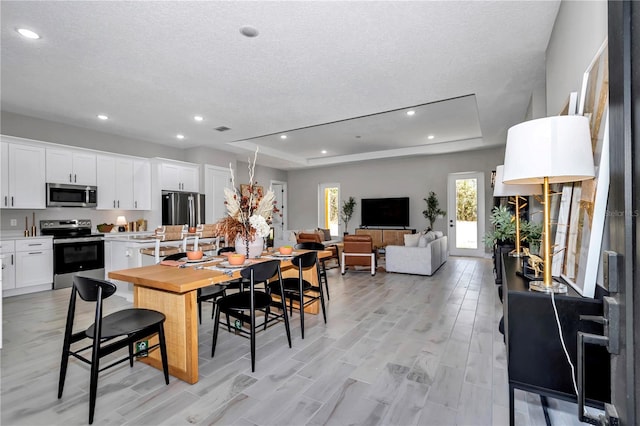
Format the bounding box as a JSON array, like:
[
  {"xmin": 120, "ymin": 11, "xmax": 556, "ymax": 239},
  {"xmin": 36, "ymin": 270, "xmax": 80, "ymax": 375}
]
[
  {"xmin": 521, "ymin": 220, "xmax": 543, "ymax": 255},
  {"xmin": 422, "ymin": 191, "xmax": 446, "ymax": 229},
  {"xmin": 340, "ymin": 197, "xmax": 357, "ymax": 235},
  {"xmin": 484, "ymin": 205, "xmax": 516, "ymax": 285},
  {"xmin": 483, "ymin": 205, "xmax": 516, "ymax": 247}
]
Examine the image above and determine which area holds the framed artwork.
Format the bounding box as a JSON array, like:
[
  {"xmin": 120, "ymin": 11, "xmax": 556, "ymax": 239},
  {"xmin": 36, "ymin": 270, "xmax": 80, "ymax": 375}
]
[
  {"xmin": 551, "ymin": 184, "xmax": 573, "ymax": 277},
  {"xmin": 561, "ymin": 40, "xmax": 609, "ymax": 298}
]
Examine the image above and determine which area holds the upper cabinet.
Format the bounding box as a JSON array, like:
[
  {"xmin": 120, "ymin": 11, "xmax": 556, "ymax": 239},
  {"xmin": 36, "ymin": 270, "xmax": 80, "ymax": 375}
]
[
  {"xmin": 96, "ymin": 154, "xmax": 150, "ymax": 210},
  {"xmin": 46, "ymin": 148, "xmax": 96, "ymax": 186},
  {"xmin": 132, "ymin": 159, "xmax": 151, "ymax": 210},
  {"xmin": 1, "ymin": 141, "xmax": 46, "ymax": 209},
  {"xmin": 160, "ymin": 162, "xmax": 199, "ymax": 192}
]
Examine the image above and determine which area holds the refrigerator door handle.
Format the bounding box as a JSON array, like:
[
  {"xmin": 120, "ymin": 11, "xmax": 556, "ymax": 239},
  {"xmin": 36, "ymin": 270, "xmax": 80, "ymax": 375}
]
[{"xmin": 189, "ymin": 196, "xmax": 195, "ymax": 228}]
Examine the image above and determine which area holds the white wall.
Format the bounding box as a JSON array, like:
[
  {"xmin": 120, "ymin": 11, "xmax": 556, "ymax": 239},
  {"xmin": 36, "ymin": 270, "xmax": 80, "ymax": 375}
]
[
  {"xmin": 286, "ymin": 147, "xmax": 504, "ymax": 242},
  {"xmin": 545, "ymin": 0, "xmax": 608, "ymax": 115}
]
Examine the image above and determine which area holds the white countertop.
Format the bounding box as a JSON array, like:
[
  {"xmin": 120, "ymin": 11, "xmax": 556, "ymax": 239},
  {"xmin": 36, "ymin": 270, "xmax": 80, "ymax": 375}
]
[{"xmin": 0, "ymin": 231, "xmax": 53, "ymax": 241}]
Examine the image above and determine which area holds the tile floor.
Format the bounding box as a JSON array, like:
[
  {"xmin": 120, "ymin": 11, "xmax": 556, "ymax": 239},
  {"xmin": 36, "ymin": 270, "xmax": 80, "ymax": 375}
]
[{"xmin": 1, "ymin": 256, "xmax": 588, "ymax": 425}]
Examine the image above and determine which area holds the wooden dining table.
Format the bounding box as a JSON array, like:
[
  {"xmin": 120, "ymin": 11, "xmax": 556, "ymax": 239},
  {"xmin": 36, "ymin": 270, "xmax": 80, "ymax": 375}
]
[{"xmin": 108, "ymin": 249, "xmax": 331, "ymax": 384}]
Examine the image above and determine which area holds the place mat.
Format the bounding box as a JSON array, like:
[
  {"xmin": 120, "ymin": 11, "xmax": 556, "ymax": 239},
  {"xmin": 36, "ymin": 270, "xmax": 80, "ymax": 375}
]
[{"xmin": 159, "ymin": 260, "xmax": 186, "ymax": 267}]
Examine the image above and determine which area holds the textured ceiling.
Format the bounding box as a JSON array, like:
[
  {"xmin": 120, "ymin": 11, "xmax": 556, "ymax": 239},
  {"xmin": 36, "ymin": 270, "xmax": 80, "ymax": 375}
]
[{"xmin": 0, "ymin": 1, "xmax": 560, "ymax": 169}]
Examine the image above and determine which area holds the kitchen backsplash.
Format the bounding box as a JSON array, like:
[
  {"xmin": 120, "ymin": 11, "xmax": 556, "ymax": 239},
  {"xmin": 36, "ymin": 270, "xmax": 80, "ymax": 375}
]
[{"xmin": 0, "ymin": 208, "xmax": 155, "ymax": 234}]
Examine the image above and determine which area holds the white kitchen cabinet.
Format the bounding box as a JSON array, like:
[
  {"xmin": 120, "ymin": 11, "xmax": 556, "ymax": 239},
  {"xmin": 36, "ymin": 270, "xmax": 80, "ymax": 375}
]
[
  {"xmin": 97, "ymin": 155, "xmax": 151, "ymax": 210},
  {"xmin": 0, "ymin": 143, "xmax": 8, "ymax": 208},
  {"xmin": 1, "ymin": 142, "xmax": 46, "ymax": 209},
  {"xmin": 46, "ymin": 148, "xmax": 97, "ymax": 186},
  {"xmin": 204, "ymin": 164, "xmax": 232, "ymax": 223},
  {"xmin": 1, "ymin": 240, "xmax": 16, "ymax": 291},
  {"xmin": 160, "ymin": 162, "xmax": 199, "ymax": 192},
  {"xmin": 132, "ymin": 159, "xmax": 151, "ymax": 210},
  {"xmin": 1, "ymin": 238, "xmax": 53, "ymax": 296}
]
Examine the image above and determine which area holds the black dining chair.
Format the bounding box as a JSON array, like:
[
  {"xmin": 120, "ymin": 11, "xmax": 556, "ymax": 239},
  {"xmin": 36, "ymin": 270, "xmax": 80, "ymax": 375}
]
[
  {"xmin": 294, "ymin": 242, "xmax": 332, "ymax": 300},
  {"xmin": 58, "ymin": 276, "xmax": 169, "ymax": 424},
  {"xmin": 269, "ymin": 251, "xmax": 327, "ymax": 339},
  {"xmin": 211, "ymin": 259, "xmax": 291, "ymax": 372},
  {"xmin": 163, "ymin": 252, "xmax": 227, "ymax": 324}
]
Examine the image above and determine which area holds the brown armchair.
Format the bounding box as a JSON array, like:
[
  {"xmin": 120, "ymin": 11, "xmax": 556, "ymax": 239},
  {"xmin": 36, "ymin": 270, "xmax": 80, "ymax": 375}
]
[
  {"xmin": 296, "ymin": 232, "xmax": 341, "ymax": 269},
  {"xmin": 341, "ymin": 235, "xmax": 376, "ymax": 276}
]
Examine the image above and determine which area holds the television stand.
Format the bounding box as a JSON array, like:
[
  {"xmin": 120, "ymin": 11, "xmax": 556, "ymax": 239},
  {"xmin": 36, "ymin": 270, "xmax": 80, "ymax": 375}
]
[{"xmin": 355, "ymin": 228, "xmax": 415, "ymax": 248}]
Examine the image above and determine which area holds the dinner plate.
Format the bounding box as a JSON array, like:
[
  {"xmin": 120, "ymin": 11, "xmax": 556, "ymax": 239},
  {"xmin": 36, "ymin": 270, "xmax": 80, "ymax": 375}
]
[
  {"xmin": 218, "ymin": 260, "xmax": 251, "ymax": 268},
  {"xmin": 272, "ymin": 251, "xmax": 298, "ymax": 257},
  {"xmin": 185, "ymin": 256, "xmax": 216, "ymax": 263}
]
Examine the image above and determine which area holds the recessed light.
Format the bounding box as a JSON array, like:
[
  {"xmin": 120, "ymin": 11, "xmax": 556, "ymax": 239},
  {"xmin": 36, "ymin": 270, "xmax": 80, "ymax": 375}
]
[
  {"xmin": 176, "ymin": 134, "xmax": 185, "ymax": 140},
  {"xmin": 407, "ymin": 110, "xmax": 415, "ymax": 116},
  {"xmin": 280, "ymin": 135, "xmax": 287, "ymax": 139},
  {"xmin": 194, "ymin": 115, "xmax": 203, "ymax": 122},
  {"xmin": 321, "ymin": 150, "xmax": 327, "ymax": 154},
  {"xmin": 240, "ymin": 25, "xmax": 259, "ymax": 38},
  {"xmin": 97, "ymin": 114, "xmax": 108, "ymax": 120},
  {"xmin": 17, "ymin": 28, "xmax": 40, "ymax": 39},
  {"xmin": 427, "ymin": 135, "xmax": 435, "ymax": 140}
]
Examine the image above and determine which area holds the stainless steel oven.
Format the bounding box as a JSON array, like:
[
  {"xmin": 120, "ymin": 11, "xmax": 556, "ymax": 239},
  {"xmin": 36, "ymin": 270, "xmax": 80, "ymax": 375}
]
[{"xmin": 41, "ymin": 219, "xmax": 104, "ymax": 289}]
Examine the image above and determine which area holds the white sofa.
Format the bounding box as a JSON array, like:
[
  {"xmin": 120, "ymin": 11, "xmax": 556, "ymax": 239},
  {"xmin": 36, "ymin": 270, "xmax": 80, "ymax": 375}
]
[{"xmin": 385, "ymin": 232, "xmax": 448, "ymax": 276}]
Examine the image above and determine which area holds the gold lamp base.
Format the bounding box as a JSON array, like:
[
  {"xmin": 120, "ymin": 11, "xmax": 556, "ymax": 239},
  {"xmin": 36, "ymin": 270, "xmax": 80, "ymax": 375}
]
[
  {"xmin": 509, "ymin": 250, "xmax": 525, "ymax": 258},
  {"xmin": 529, "ymin": 280, "xmax": 568, "ymax": 294}
]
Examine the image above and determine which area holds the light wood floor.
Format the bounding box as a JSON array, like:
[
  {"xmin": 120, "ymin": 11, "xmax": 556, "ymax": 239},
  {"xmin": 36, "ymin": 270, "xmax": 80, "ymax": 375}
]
[{"xmin": 1, "ymin": 257, "xmax": 585, "ymax": 425}]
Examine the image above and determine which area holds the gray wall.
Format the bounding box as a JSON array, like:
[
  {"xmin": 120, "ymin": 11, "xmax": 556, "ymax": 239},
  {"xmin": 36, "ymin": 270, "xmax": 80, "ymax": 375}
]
[
  {"xmin": 286, "ymin": 147, "xmax": 504, "ymax": 242},
  {"xmin": 1, "ymin": 111, "xmax": 184, "ymax": 160},
  {"xmin": 546, "ymin": 0, "xmax": 608, "ymax": 115}
]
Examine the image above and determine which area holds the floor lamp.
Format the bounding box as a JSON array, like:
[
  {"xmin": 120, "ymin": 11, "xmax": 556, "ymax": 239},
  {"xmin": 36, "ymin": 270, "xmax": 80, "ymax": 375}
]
[
  {"xmin": 502, "ymin": 116, "xmax": 594, "ymax": 294},
  {"xmin": 492, "ymin": 165, "xmax": 542, "ymax": 257}
]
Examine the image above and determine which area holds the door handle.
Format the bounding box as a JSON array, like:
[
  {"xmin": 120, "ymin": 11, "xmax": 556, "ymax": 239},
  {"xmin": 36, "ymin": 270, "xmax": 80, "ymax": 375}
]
[
  {"xmin": 113, "ymin": 200, "xmax": 116, "ymax": 208},
  {"xmin": 69, "ymin": 173, "xmax": 72, "ymax": 182},
  {"xmin": 135, "ymin": 201, "xmax": 137, "ymax": 209},
  {"xmin": 74, "ymin": 174, "xmax": 77, "ymax": 183},
  {"xmin": 117, "ymin": 200, "xmax": 120, "ymax": 208},
  {"xmin": 11, "ymin": 196, "xmax": 14, "ymax": 206},
  {"xmin": 4, "ymin": 196, "xmax": 6, "ymax": 206}
]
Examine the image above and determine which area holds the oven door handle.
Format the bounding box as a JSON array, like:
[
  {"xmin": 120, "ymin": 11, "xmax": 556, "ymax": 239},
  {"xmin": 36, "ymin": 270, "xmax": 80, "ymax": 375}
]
[{"xmin": 53, "ymin": 237, "xmax": 104, "ymax": 244}]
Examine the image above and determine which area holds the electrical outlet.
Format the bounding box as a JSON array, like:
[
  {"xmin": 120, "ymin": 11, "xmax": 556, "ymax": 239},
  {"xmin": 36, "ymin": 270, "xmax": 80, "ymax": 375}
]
[{"xmin": 10, "ymin": 219, "xmax": 17, "ymax": 227}]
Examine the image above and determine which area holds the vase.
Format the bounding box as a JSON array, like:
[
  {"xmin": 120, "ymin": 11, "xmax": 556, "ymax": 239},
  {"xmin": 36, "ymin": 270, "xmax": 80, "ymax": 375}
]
[{"xmin": 235, "ymin": 235, "xmax": 264, "ymax": 258}]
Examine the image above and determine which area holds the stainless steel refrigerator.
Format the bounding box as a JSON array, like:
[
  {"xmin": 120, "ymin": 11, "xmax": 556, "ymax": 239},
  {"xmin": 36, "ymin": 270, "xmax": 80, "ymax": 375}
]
[{"xmin": 161, "ymin": 191, "xmax": 205, "ymax": 227}]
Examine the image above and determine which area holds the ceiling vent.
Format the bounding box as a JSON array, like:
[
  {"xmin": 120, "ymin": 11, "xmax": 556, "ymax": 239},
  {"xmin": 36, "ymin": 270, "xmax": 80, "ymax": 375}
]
[{"xmin": 214, "ymin": 126, "xmax": 231, "ymax": 132}]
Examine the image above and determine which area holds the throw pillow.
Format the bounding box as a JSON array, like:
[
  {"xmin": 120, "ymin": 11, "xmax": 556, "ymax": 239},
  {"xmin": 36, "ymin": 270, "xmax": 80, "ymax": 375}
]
[
  {"xmin": 404, "ymin": 233, "xmax": 421, "ymax": 247},
  {"xmin": 424, "ymin": 231, "xmax": 437, "ymax": 243},
  {"xmin": 317, "ymin": 228, "xmax": 332, "ymax": 241},
  {"xmin": 433, "ymin": 231, "xmax": 444, "ymax": 239},
  {"xmin": 418, "ymin": 235, "xmax": 429, "ymax": 247}
]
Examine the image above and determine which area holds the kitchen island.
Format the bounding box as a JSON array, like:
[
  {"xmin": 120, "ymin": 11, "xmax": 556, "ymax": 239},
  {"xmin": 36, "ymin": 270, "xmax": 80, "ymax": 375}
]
[{"xmin": 109, "ymin": 249, "xmax": 331, "ymax": 384}]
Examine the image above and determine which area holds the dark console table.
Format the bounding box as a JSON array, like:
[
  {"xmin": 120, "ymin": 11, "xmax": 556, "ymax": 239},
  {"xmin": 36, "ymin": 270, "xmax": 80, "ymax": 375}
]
[{"xmin": 502, "ymin": 256, "xmax": 610, "ymax": 425}]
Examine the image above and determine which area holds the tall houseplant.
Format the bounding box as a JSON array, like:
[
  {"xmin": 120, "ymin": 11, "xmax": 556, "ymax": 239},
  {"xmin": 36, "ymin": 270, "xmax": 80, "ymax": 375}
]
[
  {"xmin": 340, "ymin": 197, "xmax": 356, "ymax": 235},
  {"xmin": 422, "ymin": 191, "xmax": 446, "ymax": 229}
]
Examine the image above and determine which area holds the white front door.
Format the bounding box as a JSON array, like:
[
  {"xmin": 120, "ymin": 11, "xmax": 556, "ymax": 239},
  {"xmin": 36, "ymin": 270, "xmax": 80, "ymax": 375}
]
[
  {"xmin": 447, "ymin": 172, "xmax": 485, "ymax": 257},
  {"xmin": 204, "ymin": 165, "xmax": 232, "ymax": 224}
]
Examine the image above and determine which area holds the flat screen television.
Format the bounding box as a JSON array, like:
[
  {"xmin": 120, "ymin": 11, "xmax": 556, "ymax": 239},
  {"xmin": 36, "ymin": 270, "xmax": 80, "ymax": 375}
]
[{"xmin": 360, "ymin": 197, "xmax": 410, "ymax": 227}]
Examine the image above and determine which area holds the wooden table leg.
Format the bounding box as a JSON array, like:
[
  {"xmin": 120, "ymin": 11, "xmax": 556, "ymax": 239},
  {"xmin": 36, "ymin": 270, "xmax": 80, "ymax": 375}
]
[{"xmin": 134, "ymin": 285, "xmax": 199, "ymax": 384}]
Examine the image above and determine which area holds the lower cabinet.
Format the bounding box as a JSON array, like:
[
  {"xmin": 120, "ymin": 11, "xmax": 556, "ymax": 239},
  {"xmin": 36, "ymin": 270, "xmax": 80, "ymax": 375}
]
[
  {"xmin": 1, "ymin": 241, "xmax": 16, "ymax": 291},
  {"xmin": 2, "ymin": 238, "xmax": 53, "ymax": 297}
]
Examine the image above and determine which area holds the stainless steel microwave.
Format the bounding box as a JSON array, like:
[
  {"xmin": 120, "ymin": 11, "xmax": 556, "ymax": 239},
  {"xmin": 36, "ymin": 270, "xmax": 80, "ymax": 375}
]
[{"xmin": 46, "ymin": 183, "xmax": 97, "ymax": 207}]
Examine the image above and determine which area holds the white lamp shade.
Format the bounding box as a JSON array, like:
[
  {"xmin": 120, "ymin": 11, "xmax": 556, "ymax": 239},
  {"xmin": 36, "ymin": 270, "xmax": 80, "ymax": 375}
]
[
  {"xmin": 503, "ymin": 116, "xmax": 595, "ymax": 184},
  {"xmin": 493, "ymin": 165, "xmax": 542, "ymax": 197},
  {"xmin": 116, "ymin": 216, "xmax": 127, "ymax": 226}
]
